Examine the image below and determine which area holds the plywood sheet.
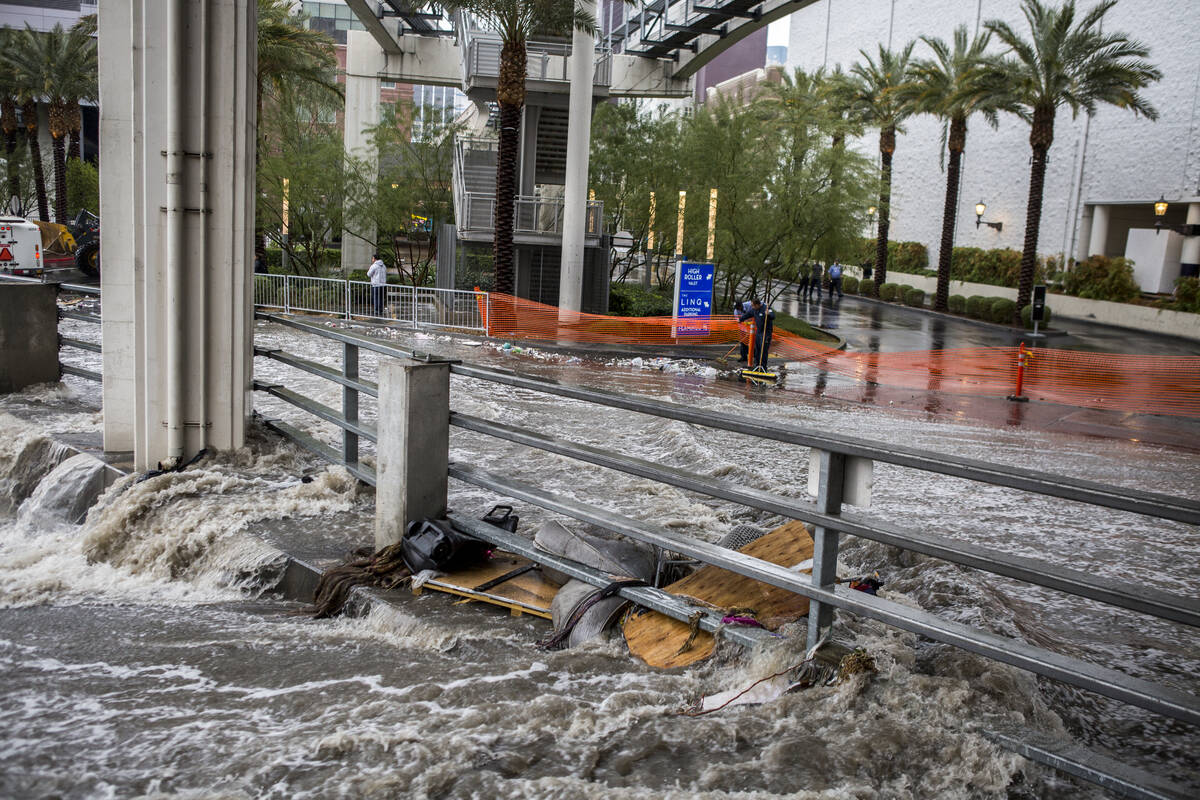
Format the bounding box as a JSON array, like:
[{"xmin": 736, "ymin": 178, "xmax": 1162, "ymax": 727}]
[
  {"xmin": 623, "ymin": 520, "xmax": 814, "ymax": 668},
  {"xmin": 413, "ymin": 553, "xmax": 559, "ymax": 619}
]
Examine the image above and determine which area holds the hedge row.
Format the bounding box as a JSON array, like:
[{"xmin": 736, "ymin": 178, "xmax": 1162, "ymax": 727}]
[
  {"xmin": 853, "ymin": 239, "xmax": 929, "ymax": 274},
  {"xmin": 950, "ymin": 293, "xmax": 1051, "ymax": 327}
]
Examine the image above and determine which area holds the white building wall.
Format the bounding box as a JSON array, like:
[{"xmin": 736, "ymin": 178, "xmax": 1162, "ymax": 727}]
[{"xmin": 787, "ymin": 0, "xmax": 1200, "ymax": 264}]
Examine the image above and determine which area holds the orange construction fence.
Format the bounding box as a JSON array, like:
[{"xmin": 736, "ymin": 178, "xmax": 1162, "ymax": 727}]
[{"xmin": 481, "ymin": 294, "xmax": 1200, "ymax": 419}]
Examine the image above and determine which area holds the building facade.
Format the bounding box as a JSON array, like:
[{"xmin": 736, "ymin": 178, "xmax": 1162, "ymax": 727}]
[{"xmin": 786, "ymin": 0, "xmax": 1200, "ymax": 280}]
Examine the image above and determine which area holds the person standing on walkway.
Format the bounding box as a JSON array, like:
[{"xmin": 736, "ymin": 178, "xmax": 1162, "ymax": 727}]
[
  {"xmin": 738, "ymin": 298, "xmax": 775, "ymax": 369},
  {"xmin": 797, "ymin": 263, "xmax": 811, "ymax": 301},
  {"xmin": 828, "ymin": 261, "xmax": 843, "ymax": 299},
  {"xmin": 812, "ymin": 263, "xmax": 824, "ymax": 301},
  {"xmin": 368, "ymin": 253, "xmax": 388, "ymax": 317}
]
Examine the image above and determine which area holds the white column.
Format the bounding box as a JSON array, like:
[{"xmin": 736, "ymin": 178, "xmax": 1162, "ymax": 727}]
[
  {"xmin": 558, "ymin": 1, "xmax": 596, "ymax": 313},
  {"xmin": 99, "ymin": 0, "xmax": 255, "ymax": 470},
  {"xmin": 1075, "ymin": 205, "xmax": 1094, "ymax": 263},
  {"xmin": 1087, "ymin": 203, "xmax": 1110, "ymax": 257},
  {"xmin": 375, "ymin": 359, "xmax": 449, "ymax": 549},
  {"xmin": 1181, "ymin": 203, "xmax": 1200, "ymax": 276},
  {"xmin": 341, "ymin": 30, "xmax": 384, "ymax": 276}
]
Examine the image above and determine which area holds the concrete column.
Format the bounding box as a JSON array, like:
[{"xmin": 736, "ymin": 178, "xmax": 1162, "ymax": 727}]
[
  {"xmin": 1181, "ymin": 203, "xmax": 1200, "ymax": 278},
  {"xmin": 99, "ymin": 0, "xmax": 255, "ymax": 469},
  {"xmin": 341, "ymin": 30, "xmax": 384, "ymax": 276},
  {"xmin": 558, "ymin": 1, "xmax": 596, "ymax": 313},
  {"xmin": 0, "ymin": 284, "xmax": 58, "ymax": 392},
  {"xmin": 1075, "ymin": 205, "xmax": 1093, "ymax": 263},
  {"xmin": 1087, "ymin": 203, "xmax": 1110, "ymax": 257},
  {"xmin": 375, "ymin": 359, "xmax": 450, "ymax": 549}
]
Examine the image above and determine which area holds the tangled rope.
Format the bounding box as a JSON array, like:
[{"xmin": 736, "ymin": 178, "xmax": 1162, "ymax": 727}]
[{"xmin": 301, "ymin": 541, "xmax": 412, "ymax": 619}]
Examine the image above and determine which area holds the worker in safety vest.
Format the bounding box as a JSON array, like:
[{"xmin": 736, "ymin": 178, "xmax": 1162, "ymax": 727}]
[{"xmin": 738, "ymin": 298, "xmax": 775, "ymax": 369}]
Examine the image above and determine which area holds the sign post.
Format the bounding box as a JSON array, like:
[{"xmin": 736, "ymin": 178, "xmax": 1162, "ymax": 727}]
[
  {"xmin": 1031, "ymin": 284, "xmax": 1046, "ymax": 338},
  {"xmin": 673, "ymin": 260, "xmax": 715, "ymax": 338}
]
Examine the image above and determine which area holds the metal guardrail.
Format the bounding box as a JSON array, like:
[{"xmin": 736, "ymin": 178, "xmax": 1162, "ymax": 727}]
[
  {"xmin": 251, "ymin": 310, "xmax": 1198, "ymax": 798},
  {"xmin": 460, "ymin": 191, "xmax": 604, "ymax": 237},
  {"xmin": 464, "ymin": 37, "xmax": 612, "ymax": 87},
  {"xmin": 250, "ymin": 311, "xmax": 1200, "ymax": 714},
  {"xmin": 253, "ymin": 274, "xmax": 489, "ymax": 334}
]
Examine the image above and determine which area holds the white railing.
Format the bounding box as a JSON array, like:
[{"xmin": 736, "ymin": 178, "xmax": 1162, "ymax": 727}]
[
  {"xmin": 254, "ymin": 274, "xmax": 489, "ymax": 334},
  {"xmin": 461, "ymin": 191, "xmax": 604, "ymax": 238},
  {"xmin": 465, "ymin": 38, "xmax": 612, "ymax": 87}
]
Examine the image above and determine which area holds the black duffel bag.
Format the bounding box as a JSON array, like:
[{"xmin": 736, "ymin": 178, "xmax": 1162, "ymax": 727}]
[{"xmin": 400, "ymin": 518, "xmax": 490, "ymax": 573}]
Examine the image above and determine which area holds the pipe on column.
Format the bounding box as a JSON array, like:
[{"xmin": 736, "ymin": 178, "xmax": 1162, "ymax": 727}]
[
  {"xmin": 165, "ymin": 0, "xmax": 188, "ymax": 464},
  {"xmin": 558, "ymin": 0, "xmax": 596, "ymax": 314},
  {"xmin": 1182, "ymin": 203, "xmax": 1200, "ymax": 278}
]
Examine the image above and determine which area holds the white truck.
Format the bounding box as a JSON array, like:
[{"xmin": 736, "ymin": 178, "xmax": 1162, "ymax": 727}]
[{"xmin": 0, "ymin": 216, "xmax": 45, "ymax": 277}]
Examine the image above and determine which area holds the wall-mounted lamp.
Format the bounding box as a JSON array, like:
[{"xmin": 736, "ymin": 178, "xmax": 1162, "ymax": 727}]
[
  {"xmin": 1154, "ymin": 195, "xmax": 1168, "ymax": 234},
  {"xmin": 1152, "ymin": 195, "xmax": 1200, "ymax": 236},
  {"xmin": 867, "ymin": 205, "xmax": 877, "ymax": 217},
  {"xmin": 975, "ymin": 201, "xmax": 1002, "ymax": 232}
]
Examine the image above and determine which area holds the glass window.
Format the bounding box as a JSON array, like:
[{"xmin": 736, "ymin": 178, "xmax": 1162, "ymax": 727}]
[{"xmin": 336, "ymin": 5, "xmax": 352, "ymax": 20}]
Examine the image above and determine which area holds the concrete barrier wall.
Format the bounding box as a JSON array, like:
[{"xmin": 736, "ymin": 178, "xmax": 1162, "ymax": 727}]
[
  {"xmin": 0, "ymin": 284, "xmax": 59, "ymax": 392},
  {"xmin": 878, "ymin": 270, "xmax": 1200, "ymax": 342}
]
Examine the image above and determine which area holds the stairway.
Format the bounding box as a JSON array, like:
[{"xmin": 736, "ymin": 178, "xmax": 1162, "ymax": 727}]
[
  {"xmin": 462, "ymin": 146, "xmax": 497, "ymax": 194},
  {"xmin": 535, "ymin": 107, "xmax": 569, "ymax": 184}
]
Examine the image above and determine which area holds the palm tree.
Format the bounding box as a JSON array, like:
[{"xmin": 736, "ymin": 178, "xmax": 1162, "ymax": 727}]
[
  {"xmin": 255, "ymin": 0, "xmax": 341, "ymax": 260},
  {"xmin": 68, "ymin": 14, "xmax": 97, "ymax": 163},
  {"xmin": 438, "ymin": 0, "xmax": 595, "ymax": 296},
  {"xmin": 907, "ymin": 26, "xmax": 1009, "ymax": 312},
  {"xmin": 986, "ymin": 0, "xmax": 1160, "ymax": 314},
  {"xmin": 0, "ymin": 28, "xmax": 22, "ymax": 211},
  {"xmin": 256, "ymin": 0, "xmax": 341, "ymax": 124},
  {"xmin": 845, "ymin": 42, "xmax": 916, "ymax": 288},
  {"xmin": 7, "ymin": 23, "xmax": 96, "ymax": 222}
]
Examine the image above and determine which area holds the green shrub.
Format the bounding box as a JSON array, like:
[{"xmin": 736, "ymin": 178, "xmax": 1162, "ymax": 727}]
[
  {"xmin": 65, "ymin": 158, "xmax": 99, "ymax": 216},
  {"xmin": 853, "ymin": 239, "xmax": 930, "ymax": 274},
  {"xmin": 1058, "ymin": 255, "xmax": 1141, "ymax": 303},
  {"xmin": 965, "ymin": 295, "xmax": 988, "ymax": 319},
  {"xmin": 903, "ymin": 288, "xmax": 926, "ymax": 307},
  {"xmin": 948, "ymin": 294, "xmax": 966, "ymax": 314},
  {"xmin": 841, "ymin": 275, "xmax": 859, "ymax": 294},
  {"xmin": 988, "ymin": 297, "xmax": 1017, "ymax": 324},
  {"xmin": 859, "ymin": 280, "xmax": 878, "ymax": 298},
  {"xmin": 879, "ymin": 282, "xmax": 900, "ymax": 302},
  {"xmin": 898, "ymin": 284, "xmax": 915, "ymax": 297},
  {"xmin": 1020, "ymin": 304, "xmax": 1053, "ymax": 328},
  {"xmin": 608, "ymin": 282, "xmax": 673, "ymax": 317},
  {"xmin": 1167, "ymin": 276, "xmax": 1200, "ymax": 312},
  {"xmin": 263, "ymin": 246, "xmax": 343, "ymax": 274},
  {"xmin": 950, "ymin": 247, "xmax": 1047, "ymax": 288}
]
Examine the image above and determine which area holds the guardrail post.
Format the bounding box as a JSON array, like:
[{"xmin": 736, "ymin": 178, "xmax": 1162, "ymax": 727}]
[
  {"xmin": 342, "ymin": 342, "xmax": 359, "ymax": 468},
  {"xmin": 283, "ymin": 274, "xmax": 291, "ymax": 314},
  {"xmin": 0, "ymin": 283, "xmax": 60, "ymax": 391},
  {"xmin": 344, "ymin": 278, "xmax": 351, "ymax": 320},
  {"xmin": 375, "ymin": 357, "xmax": 450, "ymax": 548},
  {"xmin": 807, "ymin": 448, "xmax": 845, "ymax": 647}
]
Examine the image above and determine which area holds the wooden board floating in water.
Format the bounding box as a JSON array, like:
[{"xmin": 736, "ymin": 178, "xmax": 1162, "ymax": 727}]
[
  {"xmin": 623, "ymin": 520, "xmax": 814, "ymax": 669},
  {"xmin": 412, "ymin": 553, "xmax": 558, "ymax": 619}
]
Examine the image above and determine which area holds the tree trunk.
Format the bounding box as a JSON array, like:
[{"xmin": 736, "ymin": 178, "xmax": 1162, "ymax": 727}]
[
  {"xmin": 874, "ymin": 125, "xmax": 895, "ymax": 287},
  {"xmin": 493, "ymin": 38, "xmax": 527, "ymax": 299},
  {"xmin": 27, "ymin": 134, "xmax": 49, "ymax": 221},
  {"xmin": 934, "ymin": 116, "xmax": 966, "ymax": 312},
  {"xmin": 1017, "ymin": 108, "xmax": 1055, "ymax": 317},
  {"xmin": 52, "ymin": 134, "xmax": 67, "ymax": 223},
  {"xmin": 3, "ymin": 130, "xmax": 16, "ymax": 212}
]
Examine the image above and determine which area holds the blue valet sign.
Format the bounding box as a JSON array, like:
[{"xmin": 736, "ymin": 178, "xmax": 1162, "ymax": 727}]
[{"xmin": 673, "ymin": 261, "xmax": 715, "ymax": 336}]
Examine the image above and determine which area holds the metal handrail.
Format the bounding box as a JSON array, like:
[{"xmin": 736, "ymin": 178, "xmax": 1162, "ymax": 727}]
[
  {"xmin": 256, "ymin": 311, "xmax": 1200, "ymax": 526},
  {"xmin": 251, "ymin": 310, "xmax": 1200, "ymax": 733}
]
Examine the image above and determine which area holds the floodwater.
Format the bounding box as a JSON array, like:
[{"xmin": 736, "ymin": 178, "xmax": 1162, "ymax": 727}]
[{"xmin": 1, "ymin": 314, "xmax": 1198, "ymax": 799}]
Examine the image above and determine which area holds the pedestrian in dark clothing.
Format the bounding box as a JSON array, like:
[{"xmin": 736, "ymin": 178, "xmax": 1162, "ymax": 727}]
[
  {"xmin": 812, "ymin": 263, "xmax": 824, "ymax": 300},
  {"xmin": 797, "ymin": 264, "xmax": 811, "ymax": 301},
  {"xmin": 738, "ymin": 298, "xmax": 775, "ymax": 369},
  {"xmin": 253, "ymin": 254, "xmax": 267, "ymax": 274}
]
